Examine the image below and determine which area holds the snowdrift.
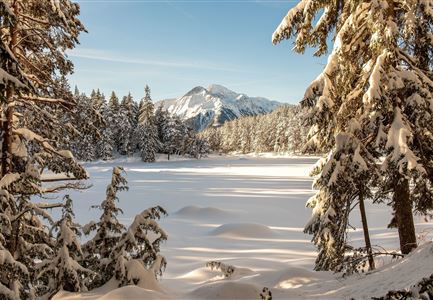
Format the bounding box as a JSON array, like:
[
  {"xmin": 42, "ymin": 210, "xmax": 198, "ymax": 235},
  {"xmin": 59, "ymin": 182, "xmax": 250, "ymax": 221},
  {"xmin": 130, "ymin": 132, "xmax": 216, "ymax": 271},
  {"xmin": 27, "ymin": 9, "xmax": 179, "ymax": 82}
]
[{"xmin": 210, "ymin": 223, "xmax": 277, "ymax": 238}]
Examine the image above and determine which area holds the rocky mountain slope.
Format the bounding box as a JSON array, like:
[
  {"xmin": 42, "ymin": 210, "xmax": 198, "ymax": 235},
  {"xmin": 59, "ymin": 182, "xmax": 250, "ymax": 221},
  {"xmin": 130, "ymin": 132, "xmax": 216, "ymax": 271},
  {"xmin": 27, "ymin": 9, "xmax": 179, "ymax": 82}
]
[{"xmin": 156, "ymin": 84, "xmax": 282, "ymax": 131}]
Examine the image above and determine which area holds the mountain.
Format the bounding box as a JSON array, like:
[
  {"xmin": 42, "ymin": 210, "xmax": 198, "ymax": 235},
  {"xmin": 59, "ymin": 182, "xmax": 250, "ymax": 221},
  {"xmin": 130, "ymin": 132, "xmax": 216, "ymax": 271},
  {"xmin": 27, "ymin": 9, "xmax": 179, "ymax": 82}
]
[{"xmin": 156, "ymin": 84, "xmax": 282, "ymax": 131}]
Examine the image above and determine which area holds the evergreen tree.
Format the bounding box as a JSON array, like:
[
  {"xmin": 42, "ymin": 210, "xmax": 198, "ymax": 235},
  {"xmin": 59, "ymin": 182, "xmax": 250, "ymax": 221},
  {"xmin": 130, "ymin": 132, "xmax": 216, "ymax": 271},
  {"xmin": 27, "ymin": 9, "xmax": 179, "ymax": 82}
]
[
  {"xmin": 109, "ymin": 91, "xmax": 120, "ymax": 111},
  {"xmin": 90, "ymin": 89, "xmax": 105, "ymax": 112},
  {"xmin": 118, "ymin": 93, "xmax": 138, "ymax": 156},
  {"xmin": 187, "ymin": 137, "xmax": 210, "ymax": 159},
  {"xmin": 70, "ymin": 92, "xmax": 102, "ymax": 161},
  {"xmin": 162, "ymin": 116, "xmax": 183, "ymax": 160},
  {"xmin": 96, "ymin": 101, "xmax": 114, "ymax": 160},
  {"xmin": 138, "ymin": 86, "xmax": 154, "ymax": 124},
  {"xmin": 135, "ymin": 86, "xmax": 158, "ymax": 162},
  {"xmin": 0, "ymin": 0, "xmax": 87, "ymax": 297},
  {"xmin": 83, "ymin": 167, "xmax": 128, "ymax": 286},
  {"xmin": 83, "ymin": 167, "xmax": 168, "ymax": 288},
  {"xmin": 273, "ymin": 0, "xmax": 433, "ymax": 267},
  {"xmin": 155, "ymin": 105, "xmax": 170, "ymax": 145},
  {"xmin": 111, "ymin": 206, "xmax": 168, "ymax": 287},
  {"xmin": 36, "ymin": 196, "xmax": 95, "ymax": 296},
  {"xmin": 0, "ymin": 189, "xmax": 30, "ymax": 300},
  {"xmin": 107, "ymin": 91, "xmax": 122, "ymax": 155}
]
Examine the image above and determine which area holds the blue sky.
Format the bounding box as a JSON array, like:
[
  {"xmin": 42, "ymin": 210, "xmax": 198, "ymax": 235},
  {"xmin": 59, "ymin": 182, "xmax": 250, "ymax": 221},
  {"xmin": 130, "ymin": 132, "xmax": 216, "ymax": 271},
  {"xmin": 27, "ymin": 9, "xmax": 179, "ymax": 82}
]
[{"xmin": 69, "ymin": 0, "xmax": 326, "ymax": 103}]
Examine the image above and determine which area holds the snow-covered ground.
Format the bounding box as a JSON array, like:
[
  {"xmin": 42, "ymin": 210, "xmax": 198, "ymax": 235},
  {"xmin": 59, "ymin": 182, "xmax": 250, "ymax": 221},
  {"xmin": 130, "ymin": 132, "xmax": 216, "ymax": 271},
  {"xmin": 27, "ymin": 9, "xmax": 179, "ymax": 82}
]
[{"xmin": 51, "ymin": 155, "xmax": 433, "ymax": 299}]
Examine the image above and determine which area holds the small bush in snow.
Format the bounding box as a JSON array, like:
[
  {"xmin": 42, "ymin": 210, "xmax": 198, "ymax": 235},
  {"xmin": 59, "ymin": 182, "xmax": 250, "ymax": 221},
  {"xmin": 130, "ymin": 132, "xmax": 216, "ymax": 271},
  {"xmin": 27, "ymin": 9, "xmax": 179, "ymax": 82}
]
[
  {"xmin": 206, "ymin": 261, "xmax": 236, "ymax": 278},
  {"xmin": 260, "ymin": 287, "xmax": 272, "ymax": 300}
]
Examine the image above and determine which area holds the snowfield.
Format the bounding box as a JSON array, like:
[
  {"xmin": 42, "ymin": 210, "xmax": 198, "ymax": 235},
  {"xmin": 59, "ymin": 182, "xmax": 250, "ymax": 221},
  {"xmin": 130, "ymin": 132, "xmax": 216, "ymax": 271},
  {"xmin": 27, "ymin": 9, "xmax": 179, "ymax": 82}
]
[{"xmin": 52, "ymin": 155, "xmax": 433, "ymax": 299}]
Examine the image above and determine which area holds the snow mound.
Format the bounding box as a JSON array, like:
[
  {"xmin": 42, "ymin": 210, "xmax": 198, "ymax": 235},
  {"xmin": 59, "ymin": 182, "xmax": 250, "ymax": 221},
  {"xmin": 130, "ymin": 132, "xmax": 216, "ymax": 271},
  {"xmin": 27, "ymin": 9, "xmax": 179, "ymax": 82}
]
[
  {"xmin": 189, "ymin": 281, "xmax": 261, "ymax": 300},
  {"xmin": 179, "ymin": 266, "xmax": 256, "ymax": 283},
  {"xmin": 269, "ymin": 267, "xmax": 329, "ymax": 289},
  {"xmin": 98, "ymin": 286, "xmax": 168, "ymax": 300},
  {"xmin": 210, "ymin": 223, "xmax": 276, "ymax": 238},
  {"xmin": 174, "ymin": 206, "xmax": 232, "ymax": 219}
]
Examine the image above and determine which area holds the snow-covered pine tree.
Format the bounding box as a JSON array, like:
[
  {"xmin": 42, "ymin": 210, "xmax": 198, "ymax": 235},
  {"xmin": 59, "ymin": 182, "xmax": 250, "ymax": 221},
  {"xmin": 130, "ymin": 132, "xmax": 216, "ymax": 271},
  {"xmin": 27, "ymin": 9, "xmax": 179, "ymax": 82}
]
[
  {"xmin": 96, "ymin": 100, "xmax": 114, "ymax": 160},
  {"xmin": 83, "ymin": 166, "xmax": 128, "ymax": 287},
  {"xmin": 0, "ymin": 189, "xmax": 31, "ymax": 300},
  {"xmin": 36, "ymin": 195, "xmax": 95, "ymax": 297},
  {"xmin": 135, "ymin": 86, "xmax": 158, "ymax": 162},
  {"xmin": 273, "ymin": 0, "xmax": 433, "ymax": 261},
  {"xmin": 138, "ymin": 86, "xmax": 154, "ymax": 124},
  {"xmin": 118, "ymin": 93, "xmax": 138, "ymax": 156},
  {"xmin": 83, "ymin": 167, "xmax": 168, "ymax": 288},
  {"xmin": 199, "ymin": 127, "xmax": 221, "ymax": 152},
  {"xmin": 109, "ymin": 91, "xmax": 120, "ymax": 112},
  {"xmin": 305, "ymin": 126, "xmax": 379, "ymax": 272},
  {"xmin": 111, "ymin": 206, "xmax": 168, "ymax": 287},
  {"xmin": 287, "ymin": 106, "xmax": 309, "ymax": 154},
  {"xmin": 162, "ymin": 116, "xmax": 184, "ymax": 160},
  {"xmin": 107, "ymin": 91, "xmax": 122, "ymax": 155},
  {"xmin": 154, "ymin": 104, "xmax": 170, "ymax": 146},
  {"xmin": 187, "ymin": 136, "xmax": 210, "ymax": 159},
  {"xmin": 70, "ymin": 92, "xmax": 100, "ymax": 160},
  {"xmin": 1, "ymin": 0, "xmax": 87, "ymax": 297},
  {"xmin": 90, "ymin": 89, "xmax": 105, "ymax": 112},
  {"xmin": 0, "ymin": 5, "xmax": 40, "ymax": 297}
]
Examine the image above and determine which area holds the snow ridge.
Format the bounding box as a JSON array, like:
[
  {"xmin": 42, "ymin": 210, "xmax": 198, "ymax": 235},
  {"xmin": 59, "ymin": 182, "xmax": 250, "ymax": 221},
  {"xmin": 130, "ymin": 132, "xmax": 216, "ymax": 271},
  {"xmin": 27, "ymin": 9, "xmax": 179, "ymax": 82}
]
[{"xmin": 157, "ymin": 84, "xmax": 282, "ymax": 131}]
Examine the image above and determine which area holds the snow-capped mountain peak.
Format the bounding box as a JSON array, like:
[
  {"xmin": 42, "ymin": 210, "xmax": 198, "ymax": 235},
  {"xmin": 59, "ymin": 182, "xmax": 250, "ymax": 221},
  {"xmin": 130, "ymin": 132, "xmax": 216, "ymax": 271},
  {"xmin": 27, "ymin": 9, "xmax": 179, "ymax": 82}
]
[
  {"xmin": 157, "ymin": 84, "xmax": 282, "ymax": 131},
  {"xmin": 207, "ymin": 84, "xmax": 239, "ymax": 99}
]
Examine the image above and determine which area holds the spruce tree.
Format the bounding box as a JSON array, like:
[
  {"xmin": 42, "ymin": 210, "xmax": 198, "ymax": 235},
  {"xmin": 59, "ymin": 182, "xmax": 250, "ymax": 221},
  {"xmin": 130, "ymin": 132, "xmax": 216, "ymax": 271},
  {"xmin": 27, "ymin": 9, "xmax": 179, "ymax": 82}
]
[
  {"xmin": 162, "ymin": 116, "xmax": 184, "ymax": 160},
  {"xmin": 109, "ymin": 91, "xmax": 120, "ymax": 112},
  {"xmin": 118, "ymin": 93, "xmax": 138, "ymax": 156},
  {"xmin": 155, "ymin": 105, "xmax": 170, "ymax": 145},
  {"xmin": 0, "ymin": 0, "xmax": 87, "ymax": 297},
  {"xmin": 0, "ymin": 189, "xmax": 30, "ymax": 300},
  {"xmin": 135, "ymin": 86, "xmax": 159, "ymax": 162},
  {"xmin": 107, "ymin": 91, "xmax": 122, "ymax": 155},
  {"xmin": 70, "ymin": 92, "xmax": 99, "ymax": 160},
  {"xmin": 83, "ymin": 166, "xmax": 128, "ymax": 286},
  {"xmin": 36, "ymin": 196, "xmax": 95, "ymax": 296},
  {"xmin": 273, "ymin": 0, "xmax": 433, "ymax": 265},
  {"xmin": 83, "ymin": 167, "xmax": 168, "ymax": 288},
  {"xmin": 96, "ymin": 101, "xmax": 114, "ymax": 160},
  {"xmin": 111, "ymin": 206, "xmax": 168, "ymax": 287}
]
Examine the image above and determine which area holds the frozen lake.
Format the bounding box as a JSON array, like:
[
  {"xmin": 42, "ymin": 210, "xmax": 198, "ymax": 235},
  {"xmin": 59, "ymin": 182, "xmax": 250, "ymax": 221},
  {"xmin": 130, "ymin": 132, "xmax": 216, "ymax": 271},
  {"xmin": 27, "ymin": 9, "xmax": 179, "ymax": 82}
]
[{"xmin": 53, "ymin": 155, "xmax": 433, "ymax": 299}]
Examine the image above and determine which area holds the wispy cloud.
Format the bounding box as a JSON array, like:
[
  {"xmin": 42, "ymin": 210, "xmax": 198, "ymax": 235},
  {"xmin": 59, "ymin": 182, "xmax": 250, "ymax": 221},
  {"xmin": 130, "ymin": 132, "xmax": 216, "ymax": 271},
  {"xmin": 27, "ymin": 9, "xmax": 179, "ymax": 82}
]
[{"xmin": 68, "ymin": 48, "xmax": 240, "ymax": 72}]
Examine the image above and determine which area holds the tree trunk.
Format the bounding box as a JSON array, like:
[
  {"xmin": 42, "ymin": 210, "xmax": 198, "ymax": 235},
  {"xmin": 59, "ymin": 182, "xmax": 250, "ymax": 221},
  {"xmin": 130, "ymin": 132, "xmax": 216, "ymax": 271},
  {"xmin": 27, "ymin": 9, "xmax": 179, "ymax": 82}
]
[
  {"xmin": 3, "ymin": 1, "xmax": 19, "ymax": 257},
  {"xmin": 385, "ymin": 0, "xmax": 417, "ymax": 255},
  {"xmin": 1, "ymin": 85, "xmax": 14, "ymax": 177},
  {"xmin": 359, "ymin": 192, "xmax": 375, "ymax": 270},
  {"xmin": 393, "ymin": 178, "xmax": 417, "ymax": 254}
]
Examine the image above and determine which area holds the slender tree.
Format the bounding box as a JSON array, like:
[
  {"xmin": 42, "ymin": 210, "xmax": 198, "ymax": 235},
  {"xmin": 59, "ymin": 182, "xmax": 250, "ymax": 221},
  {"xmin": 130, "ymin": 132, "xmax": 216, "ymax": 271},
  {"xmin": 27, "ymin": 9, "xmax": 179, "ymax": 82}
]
[
  {"xmin": 83, "ymin": 166, "xmax": 128, "ymax": 286},
  {"xmin": 135, "ymin": 85, "xmax": 159, "ymax": 162}
]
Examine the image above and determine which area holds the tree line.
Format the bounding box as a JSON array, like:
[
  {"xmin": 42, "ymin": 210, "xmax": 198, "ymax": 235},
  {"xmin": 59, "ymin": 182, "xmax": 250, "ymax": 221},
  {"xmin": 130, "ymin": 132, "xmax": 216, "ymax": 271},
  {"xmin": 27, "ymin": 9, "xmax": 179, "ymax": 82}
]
[
  {"xmin": 200, "ymin": 105, "xmax": 310, "ymax": 154},
  {"xmin": 68, "ymin": 86, "xmax": 209, "ymax": 162}
]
